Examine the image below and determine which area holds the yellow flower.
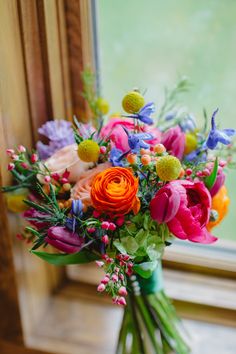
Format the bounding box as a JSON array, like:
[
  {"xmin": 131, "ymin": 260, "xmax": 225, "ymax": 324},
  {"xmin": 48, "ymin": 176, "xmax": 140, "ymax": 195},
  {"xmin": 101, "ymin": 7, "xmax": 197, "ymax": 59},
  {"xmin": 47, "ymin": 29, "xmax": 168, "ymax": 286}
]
[
  {"xmin": 96, "ymin": 97, "xmax": 109, "ymax": 115},
  {"xmin": 6, "ymin": 188, "xmax": 29, "ymax": 213},
  {"xmin": 184, "ymin": 133, "xmax": 198, "ymax": 155},
  {"xmin": 122, "ymin": 91, "xmax": 145, "ymax": 114},
  {"xmin": 156, "ymin": 155, "xmax": 182, "ymax": 181},
  {"xmin": 77, "ymin": 140, "xmax": 100, "ymax": 163}
]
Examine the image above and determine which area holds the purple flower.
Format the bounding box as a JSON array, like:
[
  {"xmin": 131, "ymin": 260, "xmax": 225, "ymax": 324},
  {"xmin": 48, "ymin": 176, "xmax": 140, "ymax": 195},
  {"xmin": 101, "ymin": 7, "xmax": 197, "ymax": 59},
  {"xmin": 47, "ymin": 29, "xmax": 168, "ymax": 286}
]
[
  {"xmin": 206, "ymin": 109, "xmax": 236, "ymax": 150},
  {"xmin": 124, "ymin": 102, "xmax": 155, "ymax": 125},
  {"xmin": 123, "ymin": 128, "xmax": 153, "ymax": 153},
  {"xmin": 65, "ymin": 200, "xmax": 83, "ymax": 232},
  {"xmin": 45, "ymin": 226, "xmax": 84, "ymax": 254},
  {"xmin": 109, "ymin": 148, "xmax": 126, "ymax": 167},
  {"xmin": 161, "ymin": 126, "xmax": 185, "ymax": 160},
  {"xmin": 184, "ymin": 148, "xmax": 207, "ymax": 164},
  {"xmin": 23, "ymin": 208, "xmax": 50, "ymax": 229},
  {"xmin": 179, "ymin": 114, "xmax": 197, "ymax": 132},
  {"xmin": 36, "ymin": 120, "xmax": 75, "ymax": 159}
]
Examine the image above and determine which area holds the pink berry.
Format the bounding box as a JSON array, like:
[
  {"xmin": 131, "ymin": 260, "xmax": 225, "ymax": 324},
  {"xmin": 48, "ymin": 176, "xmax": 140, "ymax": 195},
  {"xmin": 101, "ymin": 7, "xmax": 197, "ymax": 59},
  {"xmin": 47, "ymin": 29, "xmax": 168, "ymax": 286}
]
[
  {"xmin": 61, "ymin": 177, "xmax": 68, "ymax": 184},
  {"xmin": 8, "ymin": 163, "xmax": 15, "ymax": 171},
  {"xmin": 95, "ymin": 261, "xmax": 104, "ymax": 267},
  {"xmin": 44, "ymin": 176, "xmax": 51, "ymax": 183},
  {"xmin": 87, "ymin": 227, "xmax": 96, "ymax": 233},
  {"xmin": 97, "ymin": 283, "xmax": 106, "ymax": 292},
  {"xmin": 203, "ymin": 169, "xmax": 210, "ymax": 176},
  {"xmin": 112, "ymin": 296, "xmax": 119, "ymax": 304},
  {"xmin": 119, "ymin": 274, "xmax": 124, "ymax": 281},
  {"xmin": 18, "ymin": 145, "xmax": 26, "ymax": 153},
  {"xmin": 186, "ymin": 168, "xmax": 192, "ymax": 176},
  {"xmin": 16, "ymin": 233, "xmax": 24, "ymax": 241},
  {"xmin": 12, "ymin": 154, "xmax": 19, "ymax": 161},
  {"xmin": 101, "ymin": 276, "xmax": 109, "ymax": 285},
  {"xmin": 219, "ymin": 160, "xmax": 227, "ymax": 168},
  {"xmin": 6, "ymin": 149, "xmax": 15, "ymax": 156},
  {"xmin": 108, "ymin": 222, "xmax": 116, "ymax": 231},
  {"xmin": 93, "ymin": 210, "xmax": 101, "ymax": 218},
  {"xmin": 101, "ymin": 221, "xmax": 109, "ymax": 230},
  {"xmin": 114, "ymin": 267, "xmax": 119, "ymax": 273},
  {"xmin": 118, "ymin": 286, "xmax": 128, "ymax": 296},
  {"xmin": 21, "ymin": 162, "xmax": 29, "ymax": 169},
  {"xmin": 51, "ymin": 173, "xmax": 60, "ymax": 181},
  {"xmin": 117, "ymin": 297, "xmax": 127, "ymax": 306},
  {"xmin": 102, "ymin": 235, "xmax": 109, "ymax": 244},
  {"xmin": 116, "ymin": 216, "xmax": 125, "ymax": 227},
  {"xmin": 100, "ymin": 146, "xmax": 107, "ymax": 154},
  {"xmin": 112, "ymin": 274, "xmax": 118, "ymax": 282},
  {"xmin": 31, "ymin": 153, "xmax": 38, "ymax": 163}
]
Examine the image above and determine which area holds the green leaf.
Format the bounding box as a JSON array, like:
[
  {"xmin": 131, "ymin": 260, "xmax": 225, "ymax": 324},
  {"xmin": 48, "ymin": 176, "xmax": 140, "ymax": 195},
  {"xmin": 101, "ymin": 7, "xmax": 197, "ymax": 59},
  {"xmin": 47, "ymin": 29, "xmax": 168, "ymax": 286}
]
[
  {"xmin": 204, "ymin": 158, "xmax": 218, "ymax": 189},
  {"xmin": 133, "ymin": 260, "xmax": 158, "ymax": 279},
  {"xmin": 146, "ymin": 244, "xmax": 162, "ymax": 261},
  {"xmin": 31, "ymin": 249, "xmax": 99, "ymax": 265},
  {"xmin": 113, "ymin": 241, "xmax": 127, "ymax": 255},
  {"xmin": 121, "ymin": 236, "xmax": 139, "ymax": 254},
  {"xmin": 135, "ymin": 229, "xmax": 148, "ymax": 247}
]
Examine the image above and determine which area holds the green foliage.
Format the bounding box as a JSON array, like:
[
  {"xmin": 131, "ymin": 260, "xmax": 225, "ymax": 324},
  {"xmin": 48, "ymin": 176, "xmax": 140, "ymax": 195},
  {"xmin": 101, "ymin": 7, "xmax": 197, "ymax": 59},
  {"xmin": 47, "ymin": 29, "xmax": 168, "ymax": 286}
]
[
  {"xmin": 204, "ymin": 157, "xmax": 218, "ymax": 189},
  {"xmin": 32, "ymin": 249, "xmax": 99, "ymax": 266},
  {"xmin": 133, "ymin": 260, "xmax": 158, "ymax": 279}
]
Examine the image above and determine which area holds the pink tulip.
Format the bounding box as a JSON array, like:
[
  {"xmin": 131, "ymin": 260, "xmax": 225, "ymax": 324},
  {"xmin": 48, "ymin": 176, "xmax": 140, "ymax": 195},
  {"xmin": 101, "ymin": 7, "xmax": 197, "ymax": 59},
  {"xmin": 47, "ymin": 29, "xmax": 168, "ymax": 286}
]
[
  {"xmin": 150, "ymin": 186, "xmax": 181, "ymax": 223},
  {"xmin": 164, "ymin": 180, "xmax": 217, "ymax": 244},
  {"xmin": 209, "ymin": 169, "xmax": 226, "ymax": 197},
  {"xmin": 161, "ymin": 126, "xmax": 185, "ymax": 160},
  {"xmin": 45, "ymin": 226, "xmax": 84, "ymax": 254}
]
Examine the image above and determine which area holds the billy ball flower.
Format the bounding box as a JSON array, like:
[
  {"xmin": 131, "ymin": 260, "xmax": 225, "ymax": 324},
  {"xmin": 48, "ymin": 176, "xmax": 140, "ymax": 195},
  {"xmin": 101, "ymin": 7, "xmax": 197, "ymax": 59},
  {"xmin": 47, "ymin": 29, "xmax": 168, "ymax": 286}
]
[
  {"xmin": 96, "ymin": 97, "xmax": 110, "ymax": 115},
  {"xmin": 90, "ymin": 167, "xmax": 140, "ymax": 215},
  {"xmin": 122, "ymin": 91, "xmax": 145, "ymax": 114},
  {"xmin": 77, "ymin": 139, "xmax": 100, "ymax": 163},
  {"xmin": 156, "ymin": 155, "xmax": 182, "ymax": 181}
]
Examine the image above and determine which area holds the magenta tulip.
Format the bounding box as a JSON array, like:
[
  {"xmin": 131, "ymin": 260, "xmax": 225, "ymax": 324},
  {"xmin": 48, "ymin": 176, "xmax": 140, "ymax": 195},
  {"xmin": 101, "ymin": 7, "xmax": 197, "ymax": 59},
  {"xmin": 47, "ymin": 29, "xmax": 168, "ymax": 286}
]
[
  {"xmin": 150, "ymin": 186, "xmax": 181, "ymax": 223},
  {"xmin": 161, "ymin": 126, "xmax": 185, "ymax": 160},
  {"xmin": 45, "ymin": 226, "xmax": 84, "ymax": 254}
]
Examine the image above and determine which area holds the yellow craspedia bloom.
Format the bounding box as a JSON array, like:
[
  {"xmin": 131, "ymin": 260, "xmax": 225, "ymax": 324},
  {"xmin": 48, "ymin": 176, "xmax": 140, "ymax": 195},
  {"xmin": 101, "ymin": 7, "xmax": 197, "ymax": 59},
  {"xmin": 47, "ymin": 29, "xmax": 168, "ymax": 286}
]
[
  {"xmin": 207, "ymin": 185, "xmax": 230, "ymax": 231},
  {"xmin": 77, "ymin": 140, "xmax": 100, "ymax": 162},
  {"xmin": 6, "ymin": 188, "xmax": 29, "ymax": 213},
  {"xmin": 122, "ymin": 91, "xmax": 145, "ymax": 114},
  {"xmin": 156, "ymin": 155, "xmax": 182, "ymax": 181},
  {"xmin": 184, "ymin": 133, "xmax": 198, "ymax": 155},
  {"xmin": 96, "ymin": 97, "xmax": 109, "ymax": 115}
]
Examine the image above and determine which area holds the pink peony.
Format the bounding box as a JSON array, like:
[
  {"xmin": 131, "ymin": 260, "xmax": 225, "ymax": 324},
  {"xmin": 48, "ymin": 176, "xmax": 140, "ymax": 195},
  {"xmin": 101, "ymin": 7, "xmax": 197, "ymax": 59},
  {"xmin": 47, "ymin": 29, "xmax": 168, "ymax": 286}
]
[
  {"xmin": 101, "ymin": 118, "xmax": 161, "ymax": 152},
  {"xmin": 161, "ymin": 126, "xmax": 185, "ymax": 160},
  {"xmin": 71, "ymin": 162, "xmax": 111, "ymax": 209},
  {"xmin": 41, "ymin": 144, "xmax": 92, "ymax": 183},
  {"xmin": 151, "ymin": 180, "xmax": 217, "ymax": 244}
]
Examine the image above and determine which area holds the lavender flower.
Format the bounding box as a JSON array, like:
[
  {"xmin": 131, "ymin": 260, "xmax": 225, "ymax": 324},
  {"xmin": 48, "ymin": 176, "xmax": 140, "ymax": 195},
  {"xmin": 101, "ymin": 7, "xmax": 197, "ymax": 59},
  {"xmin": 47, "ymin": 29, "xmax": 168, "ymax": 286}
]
[
  {"xmin": 123, "ymin": 128, "xmax": 153, "ymax": 153},
  {"xmin": 36, "ymin": 120, "xmax": 75, "ymax": 159},
  {"xmin": 124, "ymin": 102, "xmax": 155, "ymax": 125},
  {"xmin": 206, "ymin": 109, "xmax": 236, "ymax": 150},
  {"xmin": 65, "ymin": 200, "xmax": 83, "ymax": 232},
  {"xmin": 109, "ymin": 148, "xmax": 126, "ymax": 167}
]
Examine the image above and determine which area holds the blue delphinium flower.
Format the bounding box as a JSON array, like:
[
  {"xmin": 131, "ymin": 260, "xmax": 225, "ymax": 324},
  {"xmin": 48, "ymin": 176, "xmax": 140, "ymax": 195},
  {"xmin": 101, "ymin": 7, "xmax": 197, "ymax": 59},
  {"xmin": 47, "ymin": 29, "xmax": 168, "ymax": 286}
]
[
  {"xmin": 123, "ymin": 128, "xmax": 153, "ymax": 153},
  {"xmin": 206, "ymin": 109, "xmax": 236, "ymax": 149},
  {"xmin": 109, "ymin": 148, "xmax": 126, "ymax": 167},
  {"xmin": 123, "ymin": 102, "xmax": 155, "ymax": 125},
  {"xmin": 36, "ymin": 120, "xmax": 75, "ymax": 160},
  {"xmin": 179, "ymin": 114, "xmax": 197, "ymax": 132},
  {"xmin": 65, "ymin": 200, "xmax": 83, "ymax": 232},
  {"xmin": 184, "ymin": 147, "xmax": 207, "ymax": 164}
]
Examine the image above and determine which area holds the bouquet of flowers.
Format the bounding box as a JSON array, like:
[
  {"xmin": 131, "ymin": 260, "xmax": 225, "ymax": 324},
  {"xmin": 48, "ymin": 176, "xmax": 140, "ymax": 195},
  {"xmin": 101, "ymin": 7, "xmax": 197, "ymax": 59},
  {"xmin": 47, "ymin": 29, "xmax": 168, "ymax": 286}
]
[{"xmin": 3, "ymin": 73, "xmax": 235, "ymax": 354}]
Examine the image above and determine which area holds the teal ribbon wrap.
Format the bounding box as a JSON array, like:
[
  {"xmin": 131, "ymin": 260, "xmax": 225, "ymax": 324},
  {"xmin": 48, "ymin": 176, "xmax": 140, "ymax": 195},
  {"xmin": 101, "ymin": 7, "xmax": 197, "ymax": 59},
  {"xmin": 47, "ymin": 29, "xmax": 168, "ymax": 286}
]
[{"xmin": 136, "ymin": 263, "xmax": 163, "ymax": 295}]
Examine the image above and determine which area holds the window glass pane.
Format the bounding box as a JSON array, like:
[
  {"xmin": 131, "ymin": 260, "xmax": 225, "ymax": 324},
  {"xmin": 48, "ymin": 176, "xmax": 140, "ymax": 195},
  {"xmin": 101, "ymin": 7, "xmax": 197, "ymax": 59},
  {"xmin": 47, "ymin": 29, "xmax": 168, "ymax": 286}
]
[{"xmin": 97, "ymin": 0, "xmax": 236, "ymax": 241}]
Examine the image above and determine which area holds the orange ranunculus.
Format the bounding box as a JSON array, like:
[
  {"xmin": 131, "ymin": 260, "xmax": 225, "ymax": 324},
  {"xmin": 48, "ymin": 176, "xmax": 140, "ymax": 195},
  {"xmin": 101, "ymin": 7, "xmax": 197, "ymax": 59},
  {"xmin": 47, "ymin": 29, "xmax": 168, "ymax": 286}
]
[
  {"xmin": 207, "ymin": 185, "xmax": 230, "ymax": 231},
  {"xmin": 90, "ymin": 167, "xmax": 140, "ymax": 215}
]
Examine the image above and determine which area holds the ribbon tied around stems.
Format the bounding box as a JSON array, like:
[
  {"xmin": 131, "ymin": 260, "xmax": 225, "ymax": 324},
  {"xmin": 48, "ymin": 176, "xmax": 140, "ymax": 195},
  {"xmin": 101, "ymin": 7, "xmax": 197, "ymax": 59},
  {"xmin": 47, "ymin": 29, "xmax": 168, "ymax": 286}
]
[{"xmin": 130, "ymin": 263, "xmax": 164, "ymax": 296}]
